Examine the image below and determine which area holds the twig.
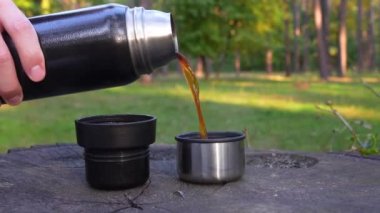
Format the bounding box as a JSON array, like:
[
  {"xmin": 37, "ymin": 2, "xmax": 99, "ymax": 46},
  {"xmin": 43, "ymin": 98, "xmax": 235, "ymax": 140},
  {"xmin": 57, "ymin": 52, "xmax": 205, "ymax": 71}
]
[
  {"xmin": 131, "ymin": 179, "xmax": 151, "ymax": 201},
  {"xmin": 316, "ymin": 103, "xmax": 364, "ymax": 148},
  {"xmin": 110, "ymin": 179, "xmax": 152, "ymax": 213},
  {"xmin": 361, "ymin": 79, "xmax": 380, "ymax": 98}
]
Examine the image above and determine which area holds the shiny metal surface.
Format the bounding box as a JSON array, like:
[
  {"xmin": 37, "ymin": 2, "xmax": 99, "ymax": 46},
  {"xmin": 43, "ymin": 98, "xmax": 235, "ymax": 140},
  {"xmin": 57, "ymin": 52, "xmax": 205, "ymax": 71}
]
[
  {"xmin": 176, "ymin": 132, "xmax": 245, "ymax": 184},
  {"xmin": 126, "ymin": 7, "xmax": 178, "ymax": 75}
]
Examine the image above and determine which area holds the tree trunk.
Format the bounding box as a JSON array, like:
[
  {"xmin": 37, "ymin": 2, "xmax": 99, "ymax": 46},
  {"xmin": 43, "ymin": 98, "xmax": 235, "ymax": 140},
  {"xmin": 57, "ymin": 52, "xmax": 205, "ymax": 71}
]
[
  {"xmin": 314, "ymin": 0, "xmax": 330, "ymax": 80},
  {"xmin": 215, "ymin": 54, "xmax": 226, "ymax": 79},
  {"xmin": 202, "ymin": 56, "xmax": 209, "ymax": 80},
  {"xmin": 207, "ymin": 58, "xmax": 213, "ymax": 76},
  {"xmin": 139, "ymin": 0, "xmax": 152, "ymax": 8},
  {"xmin": 234, "ymin": 52, "xmax": 241, "ymax": 77},
  {"xmin": 292, "ymin": 0, "xmax": 301, "ymax": 73},
  {"xmin": 367, "ymin": 0, "xmax": 376, "ymax": 71},
  {"xmin": 266, "ymin": 49, "xmax": 273, "ymax": 74},
  {"xmin": 337, "ymin": 0, "xmax": 347, "ymax": 77},
  {"xmin": 356, "ymin": 0, "xmax": 363, "ymax": 72},
  {"xmin": 284, "ymin": 18, "xmax": 292, "ymax": 77},
  {"xmin": 321, "ymin": 0, "xmax": 330, "ymax": 38},
  {"xmin": 196, "ymin": 57, "xmax": 204, "ymax": 78},
  {"xmin": 321, "ymin": 0, "xmax": 331, "ymax": 71},
  {"xmin": 196, "ymin": 56, "xmax": 209, "ymax": 80},
  {"xmin": 300, "ymin": 0, "xmax": 312, "ymax": 72}
]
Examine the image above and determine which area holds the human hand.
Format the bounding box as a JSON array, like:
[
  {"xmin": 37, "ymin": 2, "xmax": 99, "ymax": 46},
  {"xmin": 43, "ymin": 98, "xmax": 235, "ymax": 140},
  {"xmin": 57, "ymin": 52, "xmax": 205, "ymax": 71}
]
[{"xmin": 0, "ymin": 0, "xmax": 46, "ymax": 106}]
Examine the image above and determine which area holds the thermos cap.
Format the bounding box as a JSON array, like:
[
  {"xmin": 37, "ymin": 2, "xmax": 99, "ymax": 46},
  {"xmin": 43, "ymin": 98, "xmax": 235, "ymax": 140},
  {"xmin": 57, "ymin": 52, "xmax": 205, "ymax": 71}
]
[{"xmin": 127, "ymin": 7, "xmax": 178, "ymax": 75}]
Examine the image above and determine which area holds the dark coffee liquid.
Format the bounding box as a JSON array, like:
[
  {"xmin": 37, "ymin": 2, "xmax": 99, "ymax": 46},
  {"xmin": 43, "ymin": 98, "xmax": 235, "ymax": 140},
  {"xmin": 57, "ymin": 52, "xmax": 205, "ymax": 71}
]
[{"xmin": 177, "ymin": 53, "xmax": 208, "ymax": 139}]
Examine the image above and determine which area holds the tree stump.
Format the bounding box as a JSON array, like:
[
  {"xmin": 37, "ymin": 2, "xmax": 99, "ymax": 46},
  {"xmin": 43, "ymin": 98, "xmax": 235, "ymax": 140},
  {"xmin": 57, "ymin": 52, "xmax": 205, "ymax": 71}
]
[{"xmin": 0, "ymin": 144, "xmax": 380, "ymax": 212}]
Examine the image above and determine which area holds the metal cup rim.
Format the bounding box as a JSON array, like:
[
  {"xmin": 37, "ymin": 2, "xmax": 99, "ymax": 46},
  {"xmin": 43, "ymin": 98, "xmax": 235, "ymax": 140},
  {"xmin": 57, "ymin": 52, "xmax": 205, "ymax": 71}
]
[{"xmin": 175, "ymin": 131, "xmax": 245, "ymax": 144}]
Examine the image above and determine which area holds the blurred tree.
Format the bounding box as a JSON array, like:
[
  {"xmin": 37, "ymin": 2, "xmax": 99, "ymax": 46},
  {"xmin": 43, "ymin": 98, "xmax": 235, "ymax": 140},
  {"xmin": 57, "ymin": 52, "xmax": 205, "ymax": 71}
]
[
  {"xmin": 14, "ymin": 0, "xmax": 40, "ymax": 16},
  {"xmin": 366, "ymin": 0, "xmax": 375, "ymax": 71},
  {"xmin": 321, "ymin": 0, "xmax": 330, "ymax": 44},
  {"xmin": 337, "ymin": 0, "xmax": 347, "ymax": 76},
  {"xmin": 356, "ymin": 0, "xmax": 363, "ymax": 72},
  {"xmin": 292, "ymin": 0, "xmax": 301, "ymax": 73},
  {"xmin": 234, "ymin": 0, "xmax": 286, "ymax": 74},
  {"xmin": 139, "ymin": 0, "xmax": 151, "ymax": 8},
  {"xmin": 284, "ymin": 17, "xmax": 292, "ymax": 76},
  {"xmin": 218, "ymin": 0, "xmax": 254, "ymax": 76},
  {"xmin": 314, "ymin": 0, "xmax": 330, "ymax": 80},
  {"xmin": 159, "ymin": 0, "xmax": 225, "ymax": 79},
  {"xmin": 13, "ymin": 0, "xmax": 378, "ymax": 77},
  {"xmin": 300, "ymin": 0, "xmax": 313, "ymax": 72},
  {"xmin": 15, "ymin": 0, "xmax": 131, "ymax": 16},
  {"xmin": 284, "ymin": 1, "xmax": 292, "ymax": 76}
]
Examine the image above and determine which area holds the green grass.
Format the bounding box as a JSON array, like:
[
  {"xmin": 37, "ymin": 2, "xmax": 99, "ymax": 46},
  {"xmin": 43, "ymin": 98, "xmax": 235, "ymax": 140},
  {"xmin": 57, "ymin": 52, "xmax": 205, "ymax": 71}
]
[{"xmin": 0, "ymin": 72, "xmax": 379, "ymax": 153}]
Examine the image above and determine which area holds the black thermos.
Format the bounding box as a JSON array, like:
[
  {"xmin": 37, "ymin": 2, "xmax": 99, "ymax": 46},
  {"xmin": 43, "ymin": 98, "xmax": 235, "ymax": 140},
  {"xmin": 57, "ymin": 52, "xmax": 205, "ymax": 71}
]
[{"xmin": 1, "ymin": 4, "xmax": 178, "ymax": 103}]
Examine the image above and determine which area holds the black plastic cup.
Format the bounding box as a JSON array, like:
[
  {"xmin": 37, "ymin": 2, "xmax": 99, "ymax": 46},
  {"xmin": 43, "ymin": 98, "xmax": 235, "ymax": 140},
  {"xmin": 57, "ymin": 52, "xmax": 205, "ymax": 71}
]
[{"xmin": 75, "ymin": 114, "xmax": 156, "ymax": 190}]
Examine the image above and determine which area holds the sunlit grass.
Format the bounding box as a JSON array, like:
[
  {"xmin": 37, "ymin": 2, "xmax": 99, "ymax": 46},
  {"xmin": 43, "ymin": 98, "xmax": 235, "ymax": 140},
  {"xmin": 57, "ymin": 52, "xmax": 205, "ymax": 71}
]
[
  {"xmin": 0, "ymin": 72, "xmax": 379, "ymax": 153},
  {"xmin": 159, "ymin": 74, "xmax": 380, "ymax": 120}
]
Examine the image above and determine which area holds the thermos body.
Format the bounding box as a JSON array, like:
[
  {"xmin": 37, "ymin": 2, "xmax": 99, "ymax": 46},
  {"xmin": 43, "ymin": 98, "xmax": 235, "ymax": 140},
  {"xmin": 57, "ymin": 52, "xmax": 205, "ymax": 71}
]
[{"xmin": 2, "ymin": 4, "xmax": 177, "ymax": 102}]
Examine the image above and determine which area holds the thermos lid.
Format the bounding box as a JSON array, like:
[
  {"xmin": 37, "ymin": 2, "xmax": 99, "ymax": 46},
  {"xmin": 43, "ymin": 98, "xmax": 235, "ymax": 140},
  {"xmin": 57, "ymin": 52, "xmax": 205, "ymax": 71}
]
[
  {"xmin": 75, "ymin": 114, "xmax": 156, "ymax": 149},
  {"xmin": 126, "ymin": 7, "xmax": 178, "ymax": 75}
]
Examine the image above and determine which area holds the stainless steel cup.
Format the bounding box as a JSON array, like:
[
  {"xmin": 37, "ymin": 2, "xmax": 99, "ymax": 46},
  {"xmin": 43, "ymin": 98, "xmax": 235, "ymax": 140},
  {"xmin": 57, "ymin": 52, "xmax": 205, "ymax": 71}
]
[{"xmin": 176, "ymin": 131, "xmax": 245, "ymax": 184}]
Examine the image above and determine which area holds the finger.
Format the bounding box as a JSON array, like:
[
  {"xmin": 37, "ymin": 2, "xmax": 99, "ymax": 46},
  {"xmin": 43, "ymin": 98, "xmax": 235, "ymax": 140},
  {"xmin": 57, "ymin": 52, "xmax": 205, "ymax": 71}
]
[
  {"xmin": 0, "ymin": 0, "xmax": 45, "ymax": 82},
  {"xmin": 0, "ymin": 35, "xmax": 23, "ymax": 106}
]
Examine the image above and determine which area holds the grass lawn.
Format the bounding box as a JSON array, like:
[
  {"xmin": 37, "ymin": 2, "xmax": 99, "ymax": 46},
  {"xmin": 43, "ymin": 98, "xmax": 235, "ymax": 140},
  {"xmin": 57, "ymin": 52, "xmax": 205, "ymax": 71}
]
[{"xmin": 0, "ymin": 72, "xmax": 379, "ymax": 153}]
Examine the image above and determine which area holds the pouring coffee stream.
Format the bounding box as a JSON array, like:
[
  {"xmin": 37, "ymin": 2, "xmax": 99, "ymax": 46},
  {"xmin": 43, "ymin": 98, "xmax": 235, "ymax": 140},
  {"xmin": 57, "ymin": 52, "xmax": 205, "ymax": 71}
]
[{"xmin": 177, "ymin": 53, "xmax": 208, "ymax": 139}]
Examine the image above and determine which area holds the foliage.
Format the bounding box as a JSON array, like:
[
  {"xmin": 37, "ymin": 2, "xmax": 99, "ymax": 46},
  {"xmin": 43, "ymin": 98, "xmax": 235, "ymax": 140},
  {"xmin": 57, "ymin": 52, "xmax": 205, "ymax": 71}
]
[
  {"xmin": 157, "ymin": 0, "xmax": 225, "ymax": 59},
  {"xmin": 14, "ymin": 0, "xmax": 131, "ymax": 15},
  {"xmin": 14, "ymin": 0, "xmax": 380, "ymax": 73},
  {"xmin": 317, "ymin": 79, "xmax": 380, "ymax": 156},
  {"xmin": 317, "ymin": 101, "xmax": 379, "ymax": 156},
  {"xmin": 156, "ymin": 0, "xmax": 288, "ymax": 70}
]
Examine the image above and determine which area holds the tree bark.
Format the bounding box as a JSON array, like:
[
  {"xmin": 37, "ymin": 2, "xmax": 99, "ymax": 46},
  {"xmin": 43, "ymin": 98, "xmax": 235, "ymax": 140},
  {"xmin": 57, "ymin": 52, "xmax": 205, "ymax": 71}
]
[
  {"xmin": 314, "ymin": 0, "xmax": 330, "ymax": 80},
  {"xmin": 300, "ymin": 0, "xmax": 312, "ymax": 72},
  {"xmin": 196, "ymin": 57, "xmax": 204, "ymax": 78},
  {"xmin": 266, "ymin": 49, "xmax": 273, "ymax": 74},
  {"xmin": 139, "ymin": 0, "xmax": 152, "ymax": 8},
  {"xmin": 356, "ymin": 0, "xmax": 363, "ymax": 72},
  {"xmin": 321, "ymin": 0, "xmax": 330, "ymax": 39},
  {"xmin": 321, "ymin": 0, "xmax": 331, "ymax": 71},
  {"xmin": 337, "ymin": 0, "xmax": 347, "ymax": 77},
  {"xmin": 284, "ymin": 18, "xmax": 292, "ymax": 77},
  {"xmin": 196, "ymin": 56, "xmax": 209, "ymax": 80},
  {"xmin": 202, "ymin": 56, "xmax": 209, "ymax": 80},
  {"xmin": 215, "ymin": 54, "xmax": 226, "ymax": 79},
  {"xmin": 367, "ymin": 0, "xmax": 376, "ymax": 71},
  {"xmin": 292, "ymin": 0, "xmax": 301, "ymax": 73},
  {"xmin": 206, "ymin": 58, "xmax": 213, "ymax": 78}
]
